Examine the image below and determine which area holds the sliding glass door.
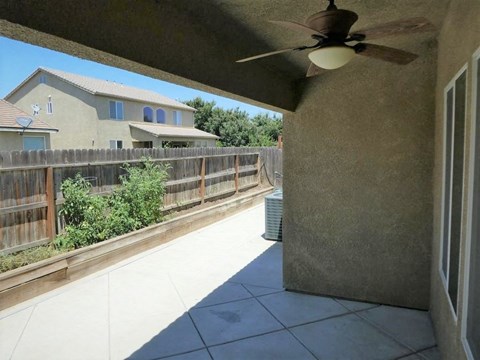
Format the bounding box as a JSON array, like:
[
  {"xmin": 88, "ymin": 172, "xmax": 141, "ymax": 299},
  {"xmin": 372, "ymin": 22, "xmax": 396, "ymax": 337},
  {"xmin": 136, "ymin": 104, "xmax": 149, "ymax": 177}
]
[{"xmin": 463, "ymin": 50, "xmax": 480, "ymax": 360}]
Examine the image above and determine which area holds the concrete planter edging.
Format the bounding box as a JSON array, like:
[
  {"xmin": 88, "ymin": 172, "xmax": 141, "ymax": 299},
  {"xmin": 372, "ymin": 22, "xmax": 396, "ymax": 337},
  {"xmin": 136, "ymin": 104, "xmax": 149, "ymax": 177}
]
[{"xmin": 0, "ymin": 187, "xmax": 272, "ymax": 311}]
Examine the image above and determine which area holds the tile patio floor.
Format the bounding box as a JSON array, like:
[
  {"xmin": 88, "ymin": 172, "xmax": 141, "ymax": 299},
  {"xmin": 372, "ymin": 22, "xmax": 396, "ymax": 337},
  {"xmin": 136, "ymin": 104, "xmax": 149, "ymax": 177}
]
[{"xmin": 0, "ymin": 205, "xmax": 440, "ymax": 360}]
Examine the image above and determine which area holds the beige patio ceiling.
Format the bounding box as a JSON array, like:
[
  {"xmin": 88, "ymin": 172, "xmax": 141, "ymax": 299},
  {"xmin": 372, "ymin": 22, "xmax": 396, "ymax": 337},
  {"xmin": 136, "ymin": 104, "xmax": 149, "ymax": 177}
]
[{"xmin": 0, "ymin": 0, "xmax": 448, "ymax": 112}]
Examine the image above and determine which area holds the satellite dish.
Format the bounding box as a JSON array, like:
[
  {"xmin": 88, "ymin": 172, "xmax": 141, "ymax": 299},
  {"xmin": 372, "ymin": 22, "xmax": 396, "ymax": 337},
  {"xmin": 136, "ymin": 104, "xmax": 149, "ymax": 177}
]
[
  {"xmin": 31, "ymin": 104, "xmax": 40, "ymax": 115},
  {"xmin": 16, "ymin": 117, "xmax": 33, "ymax": 128},
  {"xmin": 16, "ymin": 116, "xmax": 33, "ymax": 134}
]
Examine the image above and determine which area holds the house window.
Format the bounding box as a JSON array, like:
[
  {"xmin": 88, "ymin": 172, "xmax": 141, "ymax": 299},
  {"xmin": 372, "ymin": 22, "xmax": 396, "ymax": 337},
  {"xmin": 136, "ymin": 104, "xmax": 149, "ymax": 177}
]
[
  {"xmin": 463, "ymin": 50, "xmax": 480, "ymax": 360},
  {"xmin": 156, "ymin": 108, "xmax": 166, "ymax": 124},
  {"xmin": 23, "ymin": 136, "xmax": 45, "ymax": 150},
  {"xmin": 109, "ymin": 100, "xmax": 124, "ymax": 120},
  {"xmin": 46, "ymin": 96, "xmax": 53, "ymax": 114},
  {"xmin": 143, "ymin": 106, "xmax": 153, "ymax": 122},
  {"xmin": 109, "ymin": 140, "xmax": 123, "ymax": 149},
  {"xmin": 440, "ymin": 66, "xmax": 467, "ymax": 315},
  {"xmin": 173, "ymin": 110, "xmax": 182, "ymax": 126},
  {"xmin": 39, "ymin": 75, "xmax": 47, "ymax": 84}
]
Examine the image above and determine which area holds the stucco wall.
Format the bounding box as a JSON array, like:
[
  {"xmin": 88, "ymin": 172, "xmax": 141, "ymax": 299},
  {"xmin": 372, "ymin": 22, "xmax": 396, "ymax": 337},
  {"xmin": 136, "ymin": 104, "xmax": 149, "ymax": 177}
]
[
  {"xmin": 8, "ymin": 72, "xmax": 197, "ymax": 150},
  {"xmin": 8, "ymin": 72, "xmax": 98, "ymax": 149},
  {"xmin": 283, "ymin": 35, "xmax": 437, "ymax": 309},
  {"xmin": 94, "ymin": 95, "xmax": 195, "ymax": 127},
  {"xmin": 0, "ymin": 132, "xmax": 52, "ymax": 151},
  {"xmin": 0, "ymin": 132, "xmax": 23, "ymax": 151},
  {"xmin": 431, "ymin": 0, "xmax": 480, "ymax": 359}
]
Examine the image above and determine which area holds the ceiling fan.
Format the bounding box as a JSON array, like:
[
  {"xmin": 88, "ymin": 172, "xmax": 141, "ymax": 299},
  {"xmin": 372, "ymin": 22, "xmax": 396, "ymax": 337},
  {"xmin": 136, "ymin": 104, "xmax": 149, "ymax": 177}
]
[{"xmin": 236, "ymin": 0, "xmax": 435, "ymax": 77}]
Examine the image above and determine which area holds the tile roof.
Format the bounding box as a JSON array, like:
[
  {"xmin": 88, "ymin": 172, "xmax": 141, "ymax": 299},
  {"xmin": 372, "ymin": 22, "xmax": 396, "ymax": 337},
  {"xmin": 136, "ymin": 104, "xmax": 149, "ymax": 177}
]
[
  {"xmin": 0, "ymin": 99, "xmax": 58, "ymax": 132},
  {"xmin": 8, "ymin": 67, "xmax": 196, "ymax": 112},
  {"xmin": 129, "ymin": 122, "xmax": 219, "ymax": 139}
]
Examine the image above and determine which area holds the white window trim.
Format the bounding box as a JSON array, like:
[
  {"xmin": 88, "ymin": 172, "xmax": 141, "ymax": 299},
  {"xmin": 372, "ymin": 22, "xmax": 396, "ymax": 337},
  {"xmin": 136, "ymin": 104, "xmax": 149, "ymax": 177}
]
[
  {"xmin": 439, "ymin": 63, "xmax": 468, "ymax": 322},
  {"xmin": 109, "ymin": 100, "xmax": 124, "ymax": 120},
  {"xmin": 23, "ymin": 135, "xmax": 46, "ymax": 150},
  {"xmin": 46, "ymin": 100, "xmax": 53, "ymax": 115},
  {"xmin": 109, "ymin": 140, "xmax": 123, "ymax": 149},
  {"xmin": 461, "ymin": 46, "xmax": 480, "ymax": 360}
]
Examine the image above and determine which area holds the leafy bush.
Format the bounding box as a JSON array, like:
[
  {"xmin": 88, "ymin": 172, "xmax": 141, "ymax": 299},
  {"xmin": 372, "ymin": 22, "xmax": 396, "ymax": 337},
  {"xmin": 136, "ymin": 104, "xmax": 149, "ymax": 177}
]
[{"xmin": 55, "ymin": 159, "xmax": 169, "ymax": 250}]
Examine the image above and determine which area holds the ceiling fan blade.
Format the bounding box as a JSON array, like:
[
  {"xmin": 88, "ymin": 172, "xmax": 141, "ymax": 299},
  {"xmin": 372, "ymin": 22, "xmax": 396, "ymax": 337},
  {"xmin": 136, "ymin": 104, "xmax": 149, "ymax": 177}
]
[
  {"xmin": 351, "ymin": 17, "xmax": 435, "ymax": 41},
  {"xmin": 236, "ymin": 48, "xmax": 299, "ymax": 63},
  {"xmin": 306, "ymin": 62, "xmax": 325, "ymax": 77},
  {"xmin": 356, "ymin": 43, "xmax": 418, "ymax": 65},
  {"xmin": 269, "ymin": 20, "xmax": 327, "ymax": 38}
]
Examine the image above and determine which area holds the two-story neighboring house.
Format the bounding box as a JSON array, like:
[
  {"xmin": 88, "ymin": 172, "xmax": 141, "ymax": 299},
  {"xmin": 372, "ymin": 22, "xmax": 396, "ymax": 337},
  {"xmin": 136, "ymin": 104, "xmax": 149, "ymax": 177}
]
[
  {"xmin": 0, "ymin": 99, "xmax": 58, "ymax": 151},
  {"xmin": 5, "ymin": 67, "xmax": 218, "ymax": 149}
]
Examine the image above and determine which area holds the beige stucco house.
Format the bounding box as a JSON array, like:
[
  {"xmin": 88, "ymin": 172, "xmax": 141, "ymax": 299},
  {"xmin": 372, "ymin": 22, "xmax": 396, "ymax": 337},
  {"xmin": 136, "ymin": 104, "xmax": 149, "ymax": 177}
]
[
  {"xmin": 5, "ymin": 67, "xmax": 218, "ymax": 149},
  {"xmin": 1, "ymin": 0, "xmax": 479, "ymax": 358},
  {"xmin": 0, "ymin": 99, "xmax": 58, "ymax": 151}
]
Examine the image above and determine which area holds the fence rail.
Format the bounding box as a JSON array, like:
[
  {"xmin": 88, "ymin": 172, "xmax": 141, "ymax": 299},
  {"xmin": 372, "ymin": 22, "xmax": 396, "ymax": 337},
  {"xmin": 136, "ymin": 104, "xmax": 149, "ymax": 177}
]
[{"xmin": 0, "ymin": 147, "xmax": 282, "ymax": 254}]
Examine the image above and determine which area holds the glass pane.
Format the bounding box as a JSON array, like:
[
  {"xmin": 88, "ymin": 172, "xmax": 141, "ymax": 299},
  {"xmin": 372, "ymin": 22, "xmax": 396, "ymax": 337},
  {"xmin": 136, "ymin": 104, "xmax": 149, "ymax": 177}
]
[
  {"xmin": 116, "ymin": 102, "xmax": 124, "ymax": 120},
  {"xmin": 143, "ymin": 107, "xmax": 153, "ymax": 122},
  {"xmin": 443, "ymin": 88, "xmax": 454, "ymax": 278},
  {"xmin": 117, "ymin": 140, "xmax": 123, "ymax": 149},
  {"xmin": 109, "ymin": 101, "xmax": 116, "ymax": 119},
  {"xmin": 466, "ymin": 56, "xmax": 480, "ymax": 359},
  {"xmin": 174, "ymin": 111, "xmax": 182, "ymax": 126},
  {"xmin": 23, "ymin": 137, "xmax": 45, "ymax": 150},
  {"xmin": 109, "ymin": 140, "xmax": 116, "ymax": 149},
  {"xmin": 156, "ymin": 109, "xmax": 165, "ymax": 124},
  {"xmin": 449, "ymin": 70, "xmax": 467, "ymax": 312}
]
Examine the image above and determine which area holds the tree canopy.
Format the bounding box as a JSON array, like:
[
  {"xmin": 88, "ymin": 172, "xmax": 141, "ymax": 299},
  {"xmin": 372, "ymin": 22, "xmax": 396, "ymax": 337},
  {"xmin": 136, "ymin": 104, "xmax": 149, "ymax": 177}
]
[{"xmin": 184, "ymin": 97, "xmax": 282, "ymax": 147}]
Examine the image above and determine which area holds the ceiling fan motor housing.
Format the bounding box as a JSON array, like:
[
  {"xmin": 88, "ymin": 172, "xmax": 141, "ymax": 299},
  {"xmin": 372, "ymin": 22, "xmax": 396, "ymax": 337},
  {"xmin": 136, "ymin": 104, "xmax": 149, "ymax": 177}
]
[{"xmin": 306, "ymin": 9, "xmax": 358, "ymax": 41}]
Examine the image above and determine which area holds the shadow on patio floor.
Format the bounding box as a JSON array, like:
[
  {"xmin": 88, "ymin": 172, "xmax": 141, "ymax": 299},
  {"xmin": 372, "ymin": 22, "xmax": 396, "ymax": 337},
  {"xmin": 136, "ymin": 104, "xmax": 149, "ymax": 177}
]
[{"xmin": 128, "ymin": 239, "xmax": 439, "ymax": 360}]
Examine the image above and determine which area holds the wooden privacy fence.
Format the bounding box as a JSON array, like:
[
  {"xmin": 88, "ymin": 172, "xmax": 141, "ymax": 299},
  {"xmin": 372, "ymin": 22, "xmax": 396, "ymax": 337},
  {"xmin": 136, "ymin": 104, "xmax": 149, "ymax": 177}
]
[{"xmin": 0, "ymin": 147, "xmax": 282, "ymax": 254}]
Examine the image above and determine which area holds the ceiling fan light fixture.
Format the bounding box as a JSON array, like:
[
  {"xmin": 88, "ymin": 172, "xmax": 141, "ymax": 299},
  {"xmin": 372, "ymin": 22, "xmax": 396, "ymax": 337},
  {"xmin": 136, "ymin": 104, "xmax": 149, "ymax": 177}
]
[{"xmin": 308, "ymin": 46, "xmax": 355, "ymax": 69}]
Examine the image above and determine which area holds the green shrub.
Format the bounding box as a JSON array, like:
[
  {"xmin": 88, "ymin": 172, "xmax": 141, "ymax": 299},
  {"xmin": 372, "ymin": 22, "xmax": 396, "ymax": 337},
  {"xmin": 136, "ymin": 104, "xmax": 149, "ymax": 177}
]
[
  {"xmin": 113, "ymin": 160, "xmax": 169, "ymax": 228},
  {"xmin": 55, "ymin": 158, "xmax": 169, "ymax": 250},
  {"xmin": 0, "ymin": 245, "xmax": 67, "ymax": 273}
]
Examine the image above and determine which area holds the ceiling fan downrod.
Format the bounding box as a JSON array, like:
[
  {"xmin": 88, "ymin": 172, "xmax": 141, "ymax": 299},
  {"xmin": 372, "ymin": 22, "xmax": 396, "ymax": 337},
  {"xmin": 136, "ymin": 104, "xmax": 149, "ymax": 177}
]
[{"xmin": 326, "ymin": 0, "xmax": 337, "ymax": 11}]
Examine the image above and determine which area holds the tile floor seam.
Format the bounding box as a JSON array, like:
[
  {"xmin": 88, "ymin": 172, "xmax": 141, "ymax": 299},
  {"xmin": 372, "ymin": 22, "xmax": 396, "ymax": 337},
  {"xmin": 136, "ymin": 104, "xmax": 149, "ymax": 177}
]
[
  {"xmin": 166, "ymin": 272, "xmax": 188, "ymax": 312},
  {"xmin": 166, "ymin": 273, "xmax": 213, "ymax": 359},
  {"xmin": 286, "ymin": 310, "xmax": 361, "ymax": 330},
  {"xmin": 333, "ymin": 297, "xmax": 381, "ymax": 313},
  {"xmin": 9, "ymin": 304, "xmax": 36, "ymax": 360},
  {"xmin": 240, "ymin": 283, "xmax": 256, "ymax": 297},
  {"xmin": 192, "ymin": 294, "xmax": 254, "ymax": 310},
  {"xmin": 153, "ymin": 347, "xmax": 211, "ymax": 360},
  {"xmin": 249, "ymin": 291, "xmax": 321, "ymax": 360},
  {"xmin": 107, "ymin": 272, "xmax": 112, "ymax": 360},
  {"xmin": 185, "ymin": 310, "xmax": 215, "ymax": 360},
  {"xmin": 352, "ymin": 311, "xmax": 421, "ymax": 354},
  {"xmin": 205, "ymin": 328, "xmax": 286, "ymax": 348},
  {"xmin": 413, "ymin": 345, "xmax": 439, "ymax": 360},
  {"xmin": 227, "ymin": 280, "xmax": 283, "ymax": 291}
]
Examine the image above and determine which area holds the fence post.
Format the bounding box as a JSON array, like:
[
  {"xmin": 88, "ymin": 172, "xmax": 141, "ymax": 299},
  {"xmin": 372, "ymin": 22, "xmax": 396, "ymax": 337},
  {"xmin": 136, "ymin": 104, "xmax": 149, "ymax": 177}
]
[
  {"xmin": 234, "ymin": 154, "xmax": 239, "ymax": 193},
  {"xmin": 200, "ymin": 157, "xmax": 206, "ymax": 204},
  {"xmin": 256, "ymin": 154, "xmax": 261, "ymax": 185},
  {"xmin": 45, "ymin": 167, "xmax": 56, "ymax": 241}
]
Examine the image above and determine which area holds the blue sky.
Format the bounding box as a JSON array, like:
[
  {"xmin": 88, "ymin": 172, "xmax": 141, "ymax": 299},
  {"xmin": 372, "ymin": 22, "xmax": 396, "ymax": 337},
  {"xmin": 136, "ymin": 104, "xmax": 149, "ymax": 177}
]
[{"xmin": 0, "ymin": 36, "xmax": 281, "ymax": 118}]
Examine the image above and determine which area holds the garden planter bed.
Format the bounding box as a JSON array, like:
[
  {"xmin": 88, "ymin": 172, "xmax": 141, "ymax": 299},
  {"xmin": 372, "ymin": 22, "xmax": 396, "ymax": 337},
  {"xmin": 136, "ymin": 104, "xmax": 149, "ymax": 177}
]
[{"xmin": 0, "ymin": 187, "xmax": 272, "ymax": 311}]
